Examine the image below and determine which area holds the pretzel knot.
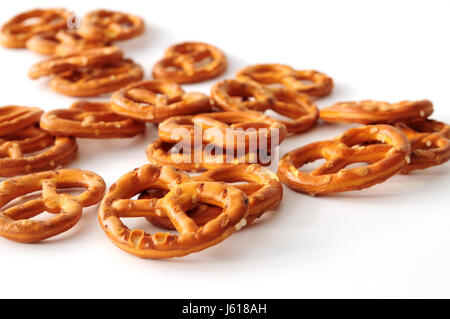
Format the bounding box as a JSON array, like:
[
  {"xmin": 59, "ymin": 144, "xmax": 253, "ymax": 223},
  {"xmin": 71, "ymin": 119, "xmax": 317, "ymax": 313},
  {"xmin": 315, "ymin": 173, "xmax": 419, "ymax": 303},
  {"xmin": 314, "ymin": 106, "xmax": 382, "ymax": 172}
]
[
  {"xmin": 142, "ymin": 164, "xmax": 283, "ymax": 230},
  {"xmin": 277, "ymin": 125, "xmax": 412, "ymax": 195},
  {"xmin": 0, "ymin": 8, "xmax": 70, "ymax": 48},
  {"xmin": 158, "ymin": 111, "xmax": 287, "ymax": 151},
  {"xmin": 146, "ymin": 139, "xmax": 272, "ymax": 172},
  {"xmin": 319, "ymin": 99, "xmax": 434, "ymax": 124},
  {"xmin": 98, "ymin": 164, "xmax": 249, "ymax": 258},
  {"xmin": 111, "ymin": 80, "xmax": 211, "ymax": 122},
  {"xmin": 0, "ymin": 169, "xmax": 105, "ymax": 243},
  {"xmin": 210, "ymin": 79, "xmax": 319, "ymax": 134},
  {"xmin": 0, "ymin": 106, "xmax": 43, "ymax": 136},
  {"xmin": 236, "ymin": 64, "xmax": 333, "ymax": 98},
  {"xmin": 79, "ymin": 9, "xmax": 145, "ymax": 41},
  {"xmin": 40, "ymin": 101, "xmax": 145, "ymax": 139},
  {"xmin": 0, "ymin": 126, "xmax": 78, "ymax": 177},
  {"xmin": 396, "ymin": 120, "xmax": 450, "ymax": 173},
  {"xmin": 152, "ymin": 42, "xmax": 227, "ymax": 84}
]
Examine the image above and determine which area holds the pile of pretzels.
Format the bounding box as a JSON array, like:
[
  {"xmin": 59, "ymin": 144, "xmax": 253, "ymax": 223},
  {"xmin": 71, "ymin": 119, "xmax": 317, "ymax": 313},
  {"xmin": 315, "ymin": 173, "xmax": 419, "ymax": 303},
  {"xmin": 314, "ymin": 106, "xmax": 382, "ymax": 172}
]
[{"xmin": 0, "ymin": 8, "xmax": 448, "ymax": 259}]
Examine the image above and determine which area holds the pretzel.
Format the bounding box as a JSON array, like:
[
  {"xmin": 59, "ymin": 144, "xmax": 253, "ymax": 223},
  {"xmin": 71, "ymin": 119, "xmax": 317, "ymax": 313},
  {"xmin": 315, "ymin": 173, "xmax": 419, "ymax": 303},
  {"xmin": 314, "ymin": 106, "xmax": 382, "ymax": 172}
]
[
  {"xmin": 0, "ymin": 106, "xmax": 43, "ymax": 136},
  {"xmin": 146, "ymin": 139, "xmax": 272, "ymax": 172},
  {"xmin": 0, "ymin": 8, "xmax": 70, "ymax": 48},
  {"xmin": 26, "ymin": 29, "xmax": 109, "ymax": 56},
  {"xmin": 236, "ymin": 64, "xmax": 333, "ymax": 98},
  {"xmin": 395, "ymin": 121, "xmax": 450, "ymax": 173},
  {"xmin": 144, "ymin": 164, "xmax": 282, "ymax": 230},
  {"xmin": 49, "ymin": 59, "xmax": 144, "ymax": 97},
  {"xmin": 158, "ymin": 111, "xmax": 287, "ymax": 150},
  {"xmin": 277, "ymin": 125, "xmax": 411, "ymax": 195},
  {"xmin": 110, "ymin": 80, "xmax": 211, "ymax": 122},
  {"xmin": 0, "ymin": 169, "xmax": 105, "ymax": 243},
  {"xmin": 28, "ymin": 46, "xmax": 123, "ymax": 79},
  {"xmin": 98, "ymin": 164, "xmax": 249, "ymax": 258},
  {"xmin": 0, "ymin": 129, "xmax": 78, "ymax": 177},
  {"xmin": 210, "ymin": 79, "xmax": 319, "ymax": 133},
  {"xmin": 79, "ymin": 10, "xmax": 144, "ymax": 41},
  {"xmin": 152, "ymin": 42, "xmax": 227, "ymax": 84},
  {"xmin": 319, "ymin": 99, "xmax": 434, "ymax": 124},
  {"xmin": 40, "ymin": 101, "xmax": 145, "ymax": 139}
]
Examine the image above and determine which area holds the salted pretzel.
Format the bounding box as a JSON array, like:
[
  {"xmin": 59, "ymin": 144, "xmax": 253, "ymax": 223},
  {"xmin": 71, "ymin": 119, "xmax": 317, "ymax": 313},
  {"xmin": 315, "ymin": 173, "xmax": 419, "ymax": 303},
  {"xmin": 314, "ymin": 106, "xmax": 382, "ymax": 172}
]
[
  {"xmin": 40, "ymin": 101, "xmax": 145, "ymax": 139},
  {"xmin": 0, "ymin": 8, "xmax": 70, "ymax": 48},
  {"xmin": 0, "ymin": 169, "xmax": 105, "ymax": 243},
  {"xmin": 98, "ymin": 164, "xmax": 249, "ymax": 258},
  {"xmin": 144, "ymin": 164, "xmax": 283, "ymax": 230},
  {"xmin": 158, "ymin": 111, "xmax": 287, "ymax": 150},
  {"xmin": 146, "ymin": 139, "xmax": 272, "ymax": 172},
  {"xmin": 79, "ymin": 10, "xmax": 144, "ymax": 41},
  {"xmin": 395, "ymin": 120, "xmax": 450, "ymax": 173},
  {"xmin": 210, "ymin": 79, "xmax": 319, "ymax": 133},
  {"xmin": 236, "ymin": 64, "xmax": 333, "ymax": 98},
  {"xmin": 152, "ymin": 42, "xmax": 227, "ymax": 84},
  {"xmin": 0, "ymin": 128, "xmax": 78, "ymax": 177},
  {"xmin": 28, "ymin": 46, "xmax": 123, "ymax": 79},
  {"xmin": 49, "ymin": 59, "xmax": 144, "ymax": 97},
  {"xmin": 0, "ymin": 106, "xmax": 43, "ymax": 136},
  {"xmin": 277, "ymin": 124, "xmax": 411, "ymax": 195},
  {"xmin": 26, "ymin": 29, "xmax": 109, "ymax": 56},
  {"xmin": 319, "ymin": 99, "xmax": 434, "ymax": 124},
  {"xmin": 110, "ymin": 80, "xmax": 211, "ymax": 122}
]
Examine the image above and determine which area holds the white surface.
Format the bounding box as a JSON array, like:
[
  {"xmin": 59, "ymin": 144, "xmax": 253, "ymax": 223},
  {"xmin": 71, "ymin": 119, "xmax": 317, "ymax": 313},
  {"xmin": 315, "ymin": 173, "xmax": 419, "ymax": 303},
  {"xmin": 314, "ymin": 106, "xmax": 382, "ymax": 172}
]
[{"xmin": 1, "ymin": 0, "xmax": 449, "ymax": 299}]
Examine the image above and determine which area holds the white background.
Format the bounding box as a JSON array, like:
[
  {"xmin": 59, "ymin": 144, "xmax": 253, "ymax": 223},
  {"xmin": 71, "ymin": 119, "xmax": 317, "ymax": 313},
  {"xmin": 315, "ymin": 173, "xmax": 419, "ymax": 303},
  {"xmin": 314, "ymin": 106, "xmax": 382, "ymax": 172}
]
[{"xmin": 1, "ymin": 0, "xmax": 449, "ymax": 298}]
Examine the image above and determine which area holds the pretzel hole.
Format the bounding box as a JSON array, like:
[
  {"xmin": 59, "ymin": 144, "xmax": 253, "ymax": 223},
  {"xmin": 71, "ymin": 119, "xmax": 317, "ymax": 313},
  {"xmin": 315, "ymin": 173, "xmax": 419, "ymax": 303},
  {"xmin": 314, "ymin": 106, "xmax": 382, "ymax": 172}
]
[
  {"xmin": 21, "ymin": 17, "xmax": 43, "ymax": 27},
  {"xmin": 300, "ymin": 158, "xmax": 328, "ymax": 173},
  {"xmin": 194, "ymin": 56, "xmax": 214, "ymax": 69},
  {"xmin": 1, "ymin": 191, "xmax": 56, "ymax": 221}
]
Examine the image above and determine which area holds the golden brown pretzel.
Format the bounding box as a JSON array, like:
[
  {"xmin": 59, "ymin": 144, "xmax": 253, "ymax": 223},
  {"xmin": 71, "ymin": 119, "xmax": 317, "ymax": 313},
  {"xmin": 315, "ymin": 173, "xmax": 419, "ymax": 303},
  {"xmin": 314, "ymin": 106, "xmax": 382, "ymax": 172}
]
[
  {"xmin": 49, "ymin": 58, "xmax": 143, "ymax": 97},
  {"xmin": 146, "ymin": 139, "xmax": 271, "ymax": 172},
  {"xmin": 395, "ymin": 121, "xmax": 450, "ymax": 173},
  {"xmin": 0, "ymin": 106, "xmax": 43, "ymax": 136},
  {"xmin": 210, "ymin": 79, "xmax": 319, "ymax": 134},
  {"xmin": 26, "ymin": 29, "xmax": 110, "ymax": 56},
  {"xmin": 28, "ymin": 46, "xmax": 123, "ymax": 79},
  {"xmin": 144, "ymin": 164, "xmax": 282, "ymax": 230},
  {"xmin": 277, "ymin": 125, "xmax": 411, "ymax": 195},
  {"xmin": 152, "ymin": 42, "xmax": 227, "ymax": 84},
  {"xmin": 158, "ymin": 111, "xmax": 287, "ymax": 150},
  {"xmin": 319, "ymin": 99, "xmax": 434, "ymax": 124},
  {"xmin": 79, "ymin": 10, "xmax": 144, "ymax": 41},
  {"xmin": 40, "ymin": 100, "xmax": 145, "ymax": 139},
  {"xmin": 110, "ymin": 80, "xmax": 211, "ymax": 122},
  {"xmin": 236, "ymin": 64, "xmax": 333, "ymax": 98},
  {"xmin": 0, "ymin": 8, "xmax": 70, "ymax": 48},
  {"xmin": 0, "ymin": 169, "xmax": 105, "ymax": 243},
  {"xmin": 98, "ymin": 164, "xmax": 249, "ymax": 258},
  {"xmin": 0, "ymin": 129, "xmax": 78, "ymax": 177}
]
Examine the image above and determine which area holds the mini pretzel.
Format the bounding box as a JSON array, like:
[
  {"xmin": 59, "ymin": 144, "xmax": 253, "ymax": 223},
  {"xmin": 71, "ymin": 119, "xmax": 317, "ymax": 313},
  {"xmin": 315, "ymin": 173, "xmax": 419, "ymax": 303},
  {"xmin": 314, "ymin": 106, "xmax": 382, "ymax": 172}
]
[
  {"xmin": 319, "ymin": 99, "xmax": 434, "ymax": 124},
  {"xmin": 79, "ymin": 10, "xmax": 144, "ymax": 41},
  {"xmin": 40, "ymin": 101, "xmax": 145, "ymax": 139},
  {"xmin": 28, "ymin": 46, "xmax": 123, "ymax": 79},
  {"xmin": 395, "ymin": 121, "xmax": 450, "ymax": 173},
  {"xmin": 0, "ymin": 105, "xmax": 43, "ymax": 136},
  {"xmin": 110, "ymin": 80, "xmax": 211, "ymax": 122},
  {"xmin": 153, "ymin": 42, "xmax": 227, "ymax": 84},
  {"xmin": 144, "ymin": 164, "xmax": 282, "ymax": 230},
  {"xmin": 0, "ymin": 169, "xmax": 105, "ymax": 243},
  {"xmin": 0, "ymin": 8, "xmax": 70, "ymax": 48},
  {"xmin": 237, "ymin": 64, "xmax": 333, "ymax": 98},
  {"xmin": 98, "ymin": 164, "xmax": 249, "ymax": 258},
  {"xmin": 210, "ymin": 79, "xmax": 319, "ymax": 133},
  {"xmin": 158, "ymin": 111, "xmax": 287, "ymax": 150},
  {"xmin": 49, "ymin": 59, "xmax": 144, "ymax": 97},
  {"xmin": 0, "ymin": 129, "xmax": 78, "ymax": 177},
  {"xmin": 146, "ymin": 139, "xmax": 271, "ymax": 172},
  {"xmin": 277, "ymin": 125, "xmax": 411, "ymax": 195}
]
